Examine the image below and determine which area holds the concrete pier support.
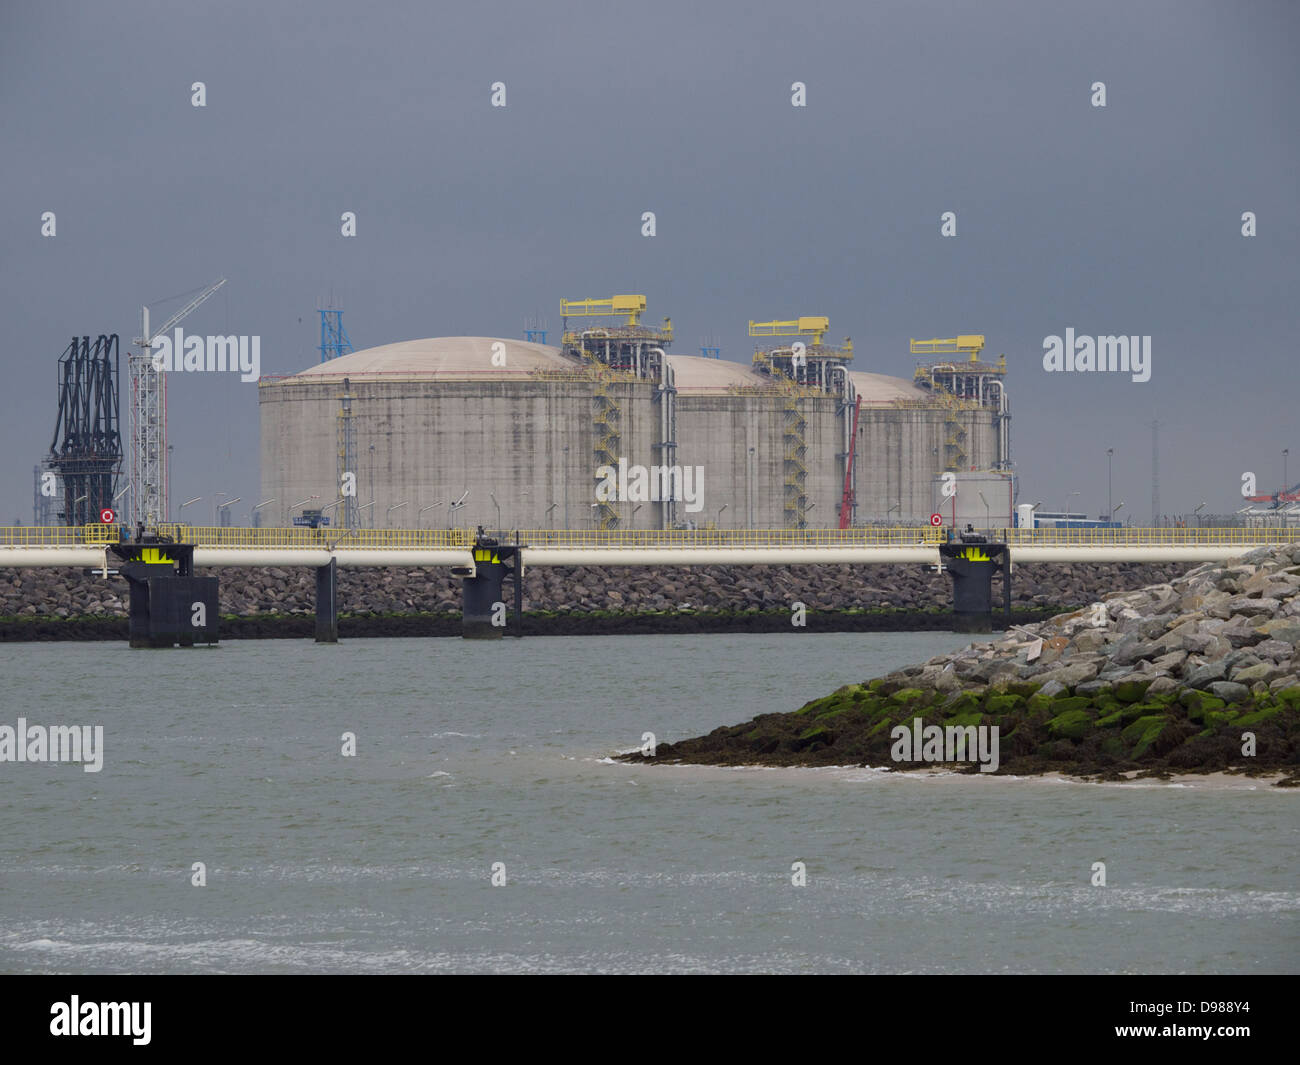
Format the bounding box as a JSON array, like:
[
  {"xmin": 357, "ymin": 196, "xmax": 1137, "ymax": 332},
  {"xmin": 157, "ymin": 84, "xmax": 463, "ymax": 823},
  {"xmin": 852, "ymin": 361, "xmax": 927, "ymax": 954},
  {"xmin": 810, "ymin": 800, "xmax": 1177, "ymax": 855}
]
[
  {"xmin": 462, "ymin": 557, "xmax": 507, "ymax": 638},
  {"xmin": 461, "ymin": 532, "xmax": 525, "ymax": 638},
  {"xmin": 111, "ymin": 541, "xmax": 219, "ymax": 648},
  {"xmin": 939, "ymin": 540, "xmax": 1010, "ymax": 633},
  {"xmin": 315, "ymin": 559, "xmax": 338, "ymax": 643}
]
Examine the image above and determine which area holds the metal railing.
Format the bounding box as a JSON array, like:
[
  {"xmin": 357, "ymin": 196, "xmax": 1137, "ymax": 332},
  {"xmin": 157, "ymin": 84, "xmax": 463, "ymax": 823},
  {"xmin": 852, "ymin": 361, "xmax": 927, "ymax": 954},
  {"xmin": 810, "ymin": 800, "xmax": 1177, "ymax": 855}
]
[
  {"xmin": 152, "ymin": 525, "xmax": 475, "ymax": 548},
  {"xmin": 2, "ymin": 525, "xmax": 1299, "ymax": 550},
  {"xmin": 1000, "ymin": 527, "xmax": 1300, "ymax": 546},
  {"xmin": 0, "ymin": 525, "xmax": 122, "ymax": 546},
  {"xmin": 498, "ymin": 527, "xmax": 946, "ymax": 547}
]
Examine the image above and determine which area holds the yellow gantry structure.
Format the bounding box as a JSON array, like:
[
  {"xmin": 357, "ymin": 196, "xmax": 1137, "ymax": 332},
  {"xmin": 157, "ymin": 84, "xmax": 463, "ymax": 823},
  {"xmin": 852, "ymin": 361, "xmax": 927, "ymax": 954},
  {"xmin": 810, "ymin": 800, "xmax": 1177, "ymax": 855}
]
[
  {"xmin": 749, "ymin": 316, "xmax": 832, "ymax": 346},
  {"xmin": 748, "ymin": 317, "xmax": 852, "ymax": 361},
  {"xmin": 910, "ymin": 335, "xmax": 987, "ymax": 360},
  {"xmin": 909, "ymin": 334, "xmax": 1008, "ymax": 472},
  {"xmin": 558, "ymin": 295, "xmax": 674, "ymax": 532},
  {"xmin": 559, "ymin": 295, "xmax": 672, "ymax": 349},
  {"xmin": 561, "ymin": 294, "xmax": 647, "ymax": 327},
  {"xmin": 748, "ymin": 315, "xmax": 854, "ymax": 529}
]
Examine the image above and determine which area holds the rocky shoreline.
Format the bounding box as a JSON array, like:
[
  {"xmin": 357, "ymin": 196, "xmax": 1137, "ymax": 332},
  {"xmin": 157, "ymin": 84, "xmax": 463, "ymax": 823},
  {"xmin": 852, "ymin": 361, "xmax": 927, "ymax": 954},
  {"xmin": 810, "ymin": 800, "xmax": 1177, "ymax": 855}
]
[
  {"xmin": 632, "ymin": 546, "xmax": 1300, "ymax": 785},
  {"xmin": 1, "ymin": 561, "xmax": 1191, "ymax": 626}
]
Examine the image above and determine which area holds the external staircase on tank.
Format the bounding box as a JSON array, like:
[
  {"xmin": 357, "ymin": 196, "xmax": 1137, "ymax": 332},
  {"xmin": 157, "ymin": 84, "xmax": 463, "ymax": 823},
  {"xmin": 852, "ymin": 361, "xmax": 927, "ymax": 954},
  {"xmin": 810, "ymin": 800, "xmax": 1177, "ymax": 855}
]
[
  {"xmin": 909, "ymin": 335, "xmax": 1004, "ymax": 472},
  {"xmin": 558, "ymin": 295, "xmax": 672, "ymax": 532},
  {"xmin": 748, "ymin": 315, "xmax": 854, "ymax": 529},
  {"xmin": 591, "ymin": 368, "xmax": 622, "ymax": 530},
  {"xmin": 750, "ymin": 348, "xmax": 810, "ymax": 529}
]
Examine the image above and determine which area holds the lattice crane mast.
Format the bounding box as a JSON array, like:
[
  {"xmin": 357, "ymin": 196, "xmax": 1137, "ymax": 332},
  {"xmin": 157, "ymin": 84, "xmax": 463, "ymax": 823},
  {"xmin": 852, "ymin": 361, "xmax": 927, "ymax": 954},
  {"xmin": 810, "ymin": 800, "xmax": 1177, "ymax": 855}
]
[{"xmin": 128, "ymin": 277, "xmax": 227, "ymax": 527}]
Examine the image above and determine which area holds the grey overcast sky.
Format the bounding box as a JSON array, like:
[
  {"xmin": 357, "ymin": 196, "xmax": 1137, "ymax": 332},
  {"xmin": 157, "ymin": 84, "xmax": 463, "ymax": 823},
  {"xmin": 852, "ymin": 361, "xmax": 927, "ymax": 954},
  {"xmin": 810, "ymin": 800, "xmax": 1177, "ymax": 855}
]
[{"xmin": 3, "ymin": 0, "xmax": 1297, "ymax": 524}]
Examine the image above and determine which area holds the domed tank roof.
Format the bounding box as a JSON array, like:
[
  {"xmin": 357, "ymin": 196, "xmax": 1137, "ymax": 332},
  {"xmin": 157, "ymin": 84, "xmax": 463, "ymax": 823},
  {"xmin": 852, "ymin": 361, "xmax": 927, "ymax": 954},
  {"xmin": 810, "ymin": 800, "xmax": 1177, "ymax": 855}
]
[
  {"xmin": 665, "ymin": 354, "xmax": 768, "ymax": 392},
  {"xmin": 849, "ymin": 370, "xmax": 929, "ymax": 404},
  {"xmin": 289, "ymin": 337, "xmax": 573, "ymax": 379}
]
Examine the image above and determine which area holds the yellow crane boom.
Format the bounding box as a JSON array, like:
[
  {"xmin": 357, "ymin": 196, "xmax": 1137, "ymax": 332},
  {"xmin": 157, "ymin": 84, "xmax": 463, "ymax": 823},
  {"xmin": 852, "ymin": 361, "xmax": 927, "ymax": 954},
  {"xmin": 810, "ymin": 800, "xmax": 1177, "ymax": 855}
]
[
  {"xmin": 749, "ymin": 316, "xmax": 831, "ymax": 346},
  {"xmin": 560, "ymin": 295, "xmax": 647, "ymax": 326},
  {"xmin": 910, "ymin": 335, "xmax": 985, "ymax": 360}
]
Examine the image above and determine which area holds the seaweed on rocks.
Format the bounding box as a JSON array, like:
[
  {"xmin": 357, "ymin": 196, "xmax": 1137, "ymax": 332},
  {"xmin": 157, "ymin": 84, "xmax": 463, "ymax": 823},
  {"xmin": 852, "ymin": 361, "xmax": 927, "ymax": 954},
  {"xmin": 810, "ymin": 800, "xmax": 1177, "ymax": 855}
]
[{"xmin": 627, "ymin": 545, "xmax": 1300, "ymax": 785}]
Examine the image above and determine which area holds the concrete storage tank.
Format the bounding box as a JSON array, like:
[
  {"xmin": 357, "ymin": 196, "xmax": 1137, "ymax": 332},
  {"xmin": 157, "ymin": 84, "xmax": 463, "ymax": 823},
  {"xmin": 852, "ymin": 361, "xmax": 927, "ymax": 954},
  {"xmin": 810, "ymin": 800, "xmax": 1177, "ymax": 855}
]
[
  {"xmin": 257, "ymin": 336, "xmax": 662, "ymax": 532},
  {"xmin": 258, "ymin": 331, "xmax": 1009, "ymax": 531}
]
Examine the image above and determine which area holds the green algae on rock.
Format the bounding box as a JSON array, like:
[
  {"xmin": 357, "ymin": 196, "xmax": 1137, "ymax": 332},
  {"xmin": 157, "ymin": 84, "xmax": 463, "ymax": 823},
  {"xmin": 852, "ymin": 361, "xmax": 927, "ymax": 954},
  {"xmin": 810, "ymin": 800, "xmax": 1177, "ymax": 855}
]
[{"xmin": 628, "ymin": 545, "xmax": 1300, "ymax": 785}]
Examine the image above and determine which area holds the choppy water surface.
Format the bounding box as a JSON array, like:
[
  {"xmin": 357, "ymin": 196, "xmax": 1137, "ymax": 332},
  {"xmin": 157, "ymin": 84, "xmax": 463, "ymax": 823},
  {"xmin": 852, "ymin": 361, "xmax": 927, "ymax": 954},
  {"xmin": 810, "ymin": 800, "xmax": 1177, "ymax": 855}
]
[{"xmin": 1, "ymin": 633, "xmax": 1296, "ymax": 973}]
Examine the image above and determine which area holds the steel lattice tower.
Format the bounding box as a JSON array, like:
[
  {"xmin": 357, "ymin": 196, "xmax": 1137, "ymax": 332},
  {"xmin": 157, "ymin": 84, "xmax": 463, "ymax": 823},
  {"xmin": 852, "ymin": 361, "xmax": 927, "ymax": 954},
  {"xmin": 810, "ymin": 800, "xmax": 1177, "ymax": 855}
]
[
  {"xmin": 127, "ymin": 328, "xmax": 165, "ymax": 527},
  {"xmin": 319, "ymin": 309, "xmax": 354, "ymax": 362},
  {"xmin": 129, "ymin": 279, "xmax": 226, "ymax": 527}
]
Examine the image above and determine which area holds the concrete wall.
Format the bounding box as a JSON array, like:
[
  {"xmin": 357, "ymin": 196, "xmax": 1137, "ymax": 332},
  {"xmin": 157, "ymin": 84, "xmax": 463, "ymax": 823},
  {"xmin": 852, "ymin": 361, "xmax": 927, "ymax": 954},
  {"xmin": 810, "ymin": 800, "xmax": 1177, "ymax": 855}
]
[
  {"xmin": 852, "ymin": 408, "xmax": 1002, "ymax": 523},
  {"xmin": 673, "ymin": 392, "xmax": 843, "ymax": 528},
  {"xmin": 261, "ymin": 375, "xmax": 1004, "ymax": 530}
]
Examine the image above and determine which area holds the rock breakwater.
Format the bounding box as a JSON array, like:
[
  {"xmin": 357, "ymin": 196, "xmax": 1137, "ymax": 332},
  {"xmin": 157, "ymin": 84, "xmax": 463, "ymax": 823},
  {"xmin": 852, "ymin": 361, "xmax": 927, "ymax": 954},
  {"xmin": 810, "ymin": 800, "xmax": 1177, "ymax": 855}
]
[
  {"xmin": 638, "ymin": 546, "xmax": 1300, "ymax": 783},
  {"xmin": 1, "ymin": 561, "xmax": 1192, "ymax": 621}
]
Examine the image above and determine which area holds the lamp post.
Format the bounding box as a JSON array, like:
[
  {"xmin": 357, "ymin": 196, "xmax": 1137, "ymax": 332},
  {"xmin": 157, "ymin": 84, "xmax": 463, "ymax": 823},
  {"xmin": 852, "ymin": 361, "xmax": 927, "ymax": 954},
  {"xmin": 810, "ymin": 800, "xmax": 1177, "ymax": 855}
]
[
  {"xmin": 887, "ymin": 503, "xmax": 901, "ymax": 524},
  {"xmin": 387, "ymin": 500, "xmax": 408, "ymax": 527},
  {"xmin": 217, "ymin": 496, "xmax": 240, "ymax": 528},
  {"xmin": 447, "ymin": 491, "xmax": 469, "ymax": 530},
  {"xmin": 1107, "ymin": 447, "xmax": 1113, "ymax": 521},
  {"xmin": 179, "ymin": 496, "xmax": 201, "ymax": 523},
  {"xmin": 545, "ymin": 502, "xmax": 558, "ymax": 530},
  {"xmin": 490, "ymin": 493, "xmax": 501, "ymax": 532},
  {"xmin": 1062, "ymin": 491, "xmax": 1079, "ymax": 519},
  {"xmin": 1285, "ymin": 448, "xmax": 1290, "ymax": 492},
  {"xmin": 253, "ymin": 498, "xmax": 275, "ymax": 529},
  {"xmin": 448, "ymin": 492, "xmax": 468, "ymax": 530},
  {"xmin": 419, "ymin": 501, "xmax": 444, "ymax": 525},
  {"xmin": 110, "ymin": 483, "xmax": 131, "ymax": 525},
  {"xmin": 1194, "ymin": 501, "xmax": 1207, "ymax": 529},
  {"xmin": 717, "ymin": 502, "xmax": 727, "ymax": 528},
  {"xmin": 978, "ymin": 491, "xmax": 991, "ymax": 532},
  {"xmin": 319, "ymin": 498, "xmax": 344, "ymax": 529}
]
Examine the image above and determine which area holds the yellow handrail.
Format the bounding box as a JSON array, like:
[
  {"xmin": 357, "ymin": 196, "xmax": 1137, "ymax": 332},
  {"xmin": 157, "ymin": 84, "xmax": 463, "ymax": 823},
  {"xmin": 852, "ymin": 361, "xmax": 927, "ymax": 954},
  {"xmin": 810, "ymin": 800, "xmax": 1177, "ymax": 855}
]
[{"xmin": 0, "ymin": 526, "xmax": 1298, "ymax": 549}]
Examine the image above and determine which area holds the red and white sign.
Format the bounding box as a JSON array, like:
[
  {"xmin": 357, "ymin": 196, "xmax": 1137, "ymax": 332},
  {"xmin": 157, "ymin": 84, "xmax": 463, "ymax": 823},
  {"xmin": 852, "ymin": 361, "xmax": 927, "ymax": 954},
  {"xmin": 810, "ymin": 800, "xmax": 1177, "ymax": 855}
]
[
  {"xmin": 929, "ymin": 513, "xmax": 943, "ymax": 527},
  {"xmin": 99, "ymin": 508, "xmax": 116, "ymax": 524}
]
